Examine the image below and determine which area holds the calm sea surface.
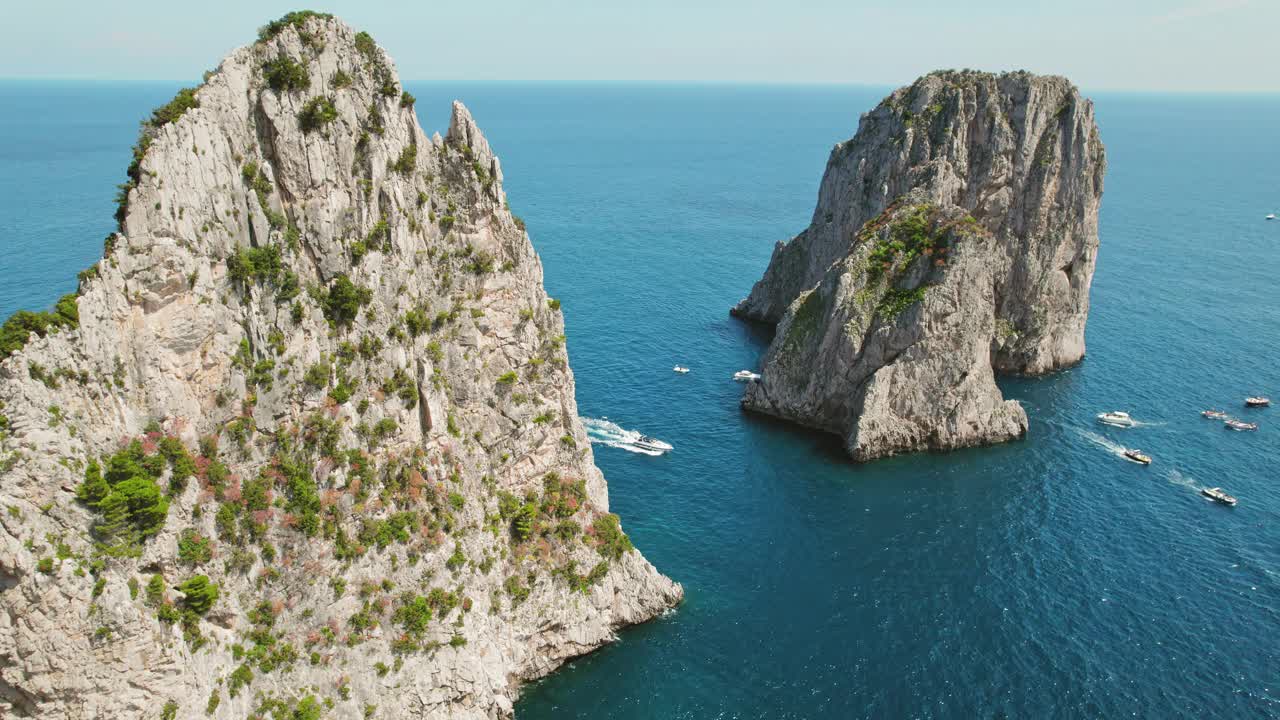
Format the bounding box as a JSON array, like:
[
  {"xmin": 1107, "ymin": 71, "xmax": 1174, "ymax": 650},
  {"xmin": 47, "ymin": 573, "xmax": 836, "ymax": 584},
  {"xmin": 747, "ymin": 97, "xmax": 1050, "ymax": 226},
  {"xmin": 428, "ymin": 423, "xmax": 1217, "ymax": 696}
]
[{"xmin": 1, "ymin": 79, "xmax": 1278, "ymax": 718}]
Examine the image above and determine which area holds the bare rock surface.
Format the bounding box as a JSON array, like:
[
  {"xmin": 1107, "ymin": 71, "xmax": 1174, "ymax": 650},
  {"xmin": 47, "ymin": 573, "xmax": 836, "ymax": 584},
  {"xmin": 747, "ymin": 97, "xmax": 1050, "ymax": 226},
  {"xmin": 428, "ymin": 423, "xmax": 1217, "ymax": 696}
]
[
  {"xmin": 0, "ymin": 13, "xmax": 679, "ymax": 718},
  {"xmin": 734, "ymin": 71, "xmax": 1105, "ymax": 460}
]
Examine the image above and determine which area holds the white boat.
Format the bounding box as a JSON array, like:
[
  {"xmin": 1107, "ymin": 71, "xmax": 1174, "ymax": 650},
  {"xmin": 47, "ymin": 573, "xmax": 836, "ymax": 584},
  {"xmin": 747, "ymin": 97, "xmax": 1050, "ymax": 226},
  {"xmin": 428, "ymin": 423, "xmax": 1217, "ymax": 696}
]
[
  {"xmin": 673, "ymin": 366, "xmax": 690, "ymax": 374},
  {"xmin": 1267, "ymin": 213, "xmax": 1276, "ymax": 221},
  {"xmin": 1201, "ymin": 487, "xmax": 1238, "ymax": 506},
  {"xmin": 1122, "ymin": 448, "xmax": 1151, "ymax": 465},
  {"xmin": 1202, "ymin": 409, "xmax": 1228, "ymax": 420},
  {"xmin": 733, "ymin": 370, "xmax": 761, "ymax": 382},
  {"xmin": 1224, "ymin": 419, "xmax": 1257, "ymax": 431},
  {"xmin": 629, "ymin": 434, "xmax": 673, "ymax": 453},
  {"xmin": 1096, "ymin": 411, "xmax": 1136, "ymax": 428},
  {"xmin": 1245, "ymin": 396, "xmax": 1270, "ymax": 407}
]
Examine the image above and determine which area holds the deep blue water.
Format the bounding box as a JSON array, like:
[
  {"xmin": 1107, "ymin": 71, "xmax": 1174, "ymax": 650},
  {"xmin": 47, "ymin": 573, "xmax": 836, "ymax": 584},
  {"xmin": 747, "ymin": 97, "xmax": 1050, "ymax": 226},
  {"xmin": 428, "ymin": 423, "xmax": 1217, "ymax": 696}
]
[{"xmin": 2, "ymin": 80, "xmax": 1279, "ymax": 718}]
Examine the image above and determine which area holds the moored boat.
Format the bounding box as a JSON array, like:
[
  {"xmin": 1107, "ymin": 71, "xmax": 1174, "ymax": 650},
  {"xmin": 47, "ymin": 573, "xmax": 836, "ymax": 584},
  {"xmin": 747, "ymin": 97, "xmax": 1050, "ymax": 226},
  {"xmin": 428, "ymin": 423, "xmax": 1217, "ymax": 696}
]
[
  {"xmin": 1224, "ymin": 419, "xmax": 1258, "ymax": 431},
  {"xmin": 733, "ymin": 370, "xmax": 761, "ymax": 382},
  {"xmin": 1097, "ymin": 411, "xmax": 1136, "ymax": 427},
  {"xmin": 1201, "ymin": 487, "xmax": 1238, "ymax": 506},
  {"xmin": 1122, "ymin": 448, "xmax": 1151, "ymax": 465},
  {"xmin": 1245, "ymin": 396, "xmax": 1270, "ymax": 407},
  {"xmin": 1201, "ymin": 409, "xmax": 1228, "ymax": 420}
]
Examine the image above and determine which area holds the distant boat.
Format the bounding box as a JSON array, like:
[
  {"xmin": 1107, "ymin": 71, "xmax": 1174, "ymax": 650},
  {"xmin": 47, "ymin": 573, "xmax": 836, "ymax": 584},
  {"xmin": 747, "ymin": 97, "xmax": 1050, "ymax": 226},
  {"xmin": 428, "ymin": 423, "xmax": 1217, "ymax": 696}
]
[
  {"xmin": 1097, "ymin": 411, "xmax": 1136, "ymax": 428},
  {"xmin": 1224, "ymin": 419, "xmax": 1258, "ymax": 431},
  {"xmin": 1244, "ymin": 396, "xmax": 1270, "ymax": 407},
  {"xmin": 1201, "ymin": 487, "xmax": 1238, "ymax": 506},
  {"xmin": 673, "ymin": 366, "xmax": 690, "ymax": 374},
  {"xmin": 1202, "ymin": 409, "xmax": 1229, "ymax": 420},
  {"xmin": 1267, "ymin": 213, "xmax": 1276, "ymax": 221},
  {"xmin": 733, "ymin": 370, "xmax": 761, "ymax": 382},
  {"xmin": 1122, "ymin": 448, "xmax": 1152, "ymax": 465}
]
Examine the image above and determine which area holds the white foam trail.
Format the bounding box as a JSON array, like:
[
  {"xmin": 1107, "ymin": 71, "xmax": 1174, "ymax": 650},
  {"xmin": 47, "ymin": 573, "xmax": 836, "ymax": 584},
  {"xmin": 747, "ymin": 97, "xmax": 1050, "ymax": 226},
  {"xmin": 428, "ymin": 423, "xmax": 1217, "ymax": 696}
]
[
  {"xmin": 1166, "ymin": 468, "xmax": 1202, "ymax": 491},
  {"xmin": 1076, "ymin": 428, "xmax": 1128, "ymax": 457},
  {"xmin": 581, "ymin": 417, "xmax": 668, "ymax": 456}
]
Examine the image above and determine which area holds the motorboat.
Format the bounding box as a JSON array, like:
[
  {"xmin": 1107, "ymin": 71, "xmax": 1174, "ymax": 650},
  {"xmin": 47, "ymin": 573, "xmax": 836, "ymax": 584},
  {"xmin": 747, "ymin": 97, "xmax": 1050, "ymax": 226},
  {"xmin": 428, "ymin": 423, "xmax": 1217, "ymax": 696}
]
[
  {"xmin": 1096, "ymin": 411, "xmax": 1136, "ymax": 427},
  {"xmin": 1267, "ymin": 213, "xmax": 1276, "ymax": 221},
  {"xmin": 1201, "ymin": 409, "xmax": 1229, "ymax": 420},
  {"xmin": 673, "ymin": 366, "xmax": 690, "ymax": 374},
  {"xmin": 1224, "ymin": 419, "xmax": 1258, "ymax": 431},
  {"xmin": 1245, "ymin": 396, "xmax": 1270, "ymax": 407},
  {"xmin": 1201, "ymin": 487, "xmax": 1238, "ymax": 506},
  {"xmin": 1122, "ymin": 448, "xmax": 1151, "ymax": 465},
  {"xmin": 733, "ymin": 370, "xmax": 761, "ymax": 382},
  {"xmin": 629, "ymin": 435, "xmax": 673, "ymax": 453}
]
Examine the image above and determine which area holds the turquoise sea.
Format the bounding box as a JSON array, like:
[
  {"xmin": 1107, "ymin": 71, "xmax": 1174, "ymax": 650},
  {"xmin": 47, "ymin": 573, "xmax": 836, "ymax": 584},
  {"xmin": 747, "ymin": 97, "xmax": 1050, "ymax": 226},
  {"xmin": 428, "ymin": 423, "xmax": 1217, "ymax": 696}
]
[{"xmin": 2, "ymin": 80, "xmax": 1278, "ymax": 718}]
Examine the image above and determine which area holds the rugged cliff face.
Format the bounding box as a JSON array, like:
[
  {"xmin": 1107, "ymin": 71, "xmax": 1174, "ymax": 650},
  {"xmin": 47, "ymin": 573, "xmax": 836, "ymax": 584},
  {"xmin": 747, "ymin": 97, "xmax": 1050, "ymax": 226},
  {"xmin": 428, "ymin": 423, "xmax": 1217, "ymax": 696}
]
[
  {"xmin": 734, "ymin": 71, "xmax": 1105, "ymax": 460},
  {"xmin": 0, "ymin": 13, "xmax": 679, "ymax": 719}
]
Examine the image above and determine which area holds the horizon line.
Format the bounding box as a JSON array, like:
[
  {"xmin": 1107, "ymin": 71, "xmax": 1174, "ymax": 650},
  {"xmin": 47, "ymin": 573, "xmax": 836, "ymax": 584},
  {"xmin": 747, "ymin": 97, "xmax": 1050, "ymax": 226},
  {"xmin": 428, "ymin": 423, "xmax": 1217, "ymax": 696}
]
[{"xmin": 1, "ymin": 76, "xmax": 1278, "ymax": 96}]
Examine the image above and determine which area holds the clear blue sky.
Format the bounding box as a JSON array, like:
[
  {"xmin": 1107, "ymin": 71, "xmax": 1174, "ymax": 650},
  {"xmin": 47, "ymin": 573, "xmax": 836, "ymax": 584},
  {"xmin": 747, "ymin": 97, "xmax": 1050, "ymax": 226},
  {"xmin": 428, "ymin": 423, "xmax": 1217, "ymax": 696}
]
[{"xmin": 2, "ymin": 0, "xmax": 1276, "ymax": 91}]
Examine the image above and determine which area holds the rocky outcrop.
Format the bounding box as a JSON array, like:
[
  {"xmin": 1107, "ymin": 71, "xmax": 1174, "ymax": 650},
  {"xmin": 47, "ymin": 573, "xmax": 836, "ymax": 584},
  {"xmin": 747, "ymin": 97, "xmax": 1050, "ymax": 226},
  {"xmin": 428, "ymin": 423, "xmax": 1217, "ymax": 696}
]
[
  {"xmin": 0, "ymin": 13, "xmax": 679, "ymax": 719},
  {"xmin": 734, "ymin": 71, "xmax": 1105, "ymax": 460}
]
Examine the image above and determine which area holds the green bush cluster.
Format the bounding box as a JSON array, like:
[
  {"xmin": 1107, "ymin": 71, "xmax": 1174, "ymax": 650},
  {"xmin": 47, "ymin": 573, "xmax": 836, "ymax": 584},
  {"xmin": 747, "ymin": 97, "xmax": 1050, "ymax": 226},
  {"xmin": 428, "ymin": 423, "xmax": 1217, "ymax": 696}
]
[
  {"xmin": 0, "ymin": 293, "xmax": 78, "ymax": 358},
  {"xmin": 298, "ymin": 95, "xmax": 338, "ymax": 133},
  {"xmin": 876, "ymin": 286, "xmax": 929, "ymax": 319},
  {"xmin": 866, "ymin": 204, "xmax": 944, "ymax": 281},
  {"xmin": 591, "ymin": 513, "xmax": 634, "ymax": 560},
  {"xmin": 257, "ymin": 10, "xmax": 333, "ymax": 41},
  {"xmin": 76, "ymin": 440, "xmax": 175, "ymax": 554},
  {"xmin": 390, "ymin": 144, "xmax": 417, "ymax": 175},
  {"xmin": 263, "ymin": 55, "xmax": 310, "ymax": 92},
  {"xmin": 176, "ymin": 575, "xmax": 219, "ymax": 615},
  {"xmin": 319, "ymin": 274, "xmax": 372, "ymax": 327}
]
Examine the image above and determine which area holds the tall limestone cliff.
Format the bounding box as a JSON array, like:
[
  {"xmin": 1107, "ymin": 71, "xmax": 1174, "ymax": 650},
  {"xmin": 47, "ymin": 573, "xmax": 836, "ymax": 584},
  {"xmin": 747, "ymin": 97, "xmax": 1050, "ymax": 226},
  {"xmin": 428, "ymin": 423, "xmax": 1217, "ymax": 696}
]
[
  {"xmin": 0, "ymin": 13, "xmax": 679, "ymax": 718},
  {"xmin": 732, "ymin": 71, "xmax": 1105, "ymax": 461}
]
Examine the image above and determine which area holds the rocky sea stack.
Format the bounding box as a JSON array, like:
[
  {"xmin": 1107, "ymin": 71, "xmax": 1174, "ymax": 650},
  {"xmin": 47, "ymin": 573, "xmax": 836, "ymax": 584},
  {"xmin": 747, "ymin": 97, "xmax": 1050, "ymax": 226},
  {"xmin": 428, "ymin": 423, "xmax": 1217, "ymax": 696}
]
[
  {"xmin": 733, "ymin": 70, "xmax": 1106, "ymax": 461},
  {"xmin": 0, "ymin": 12, "xmax": 679, "ymax": 718}
]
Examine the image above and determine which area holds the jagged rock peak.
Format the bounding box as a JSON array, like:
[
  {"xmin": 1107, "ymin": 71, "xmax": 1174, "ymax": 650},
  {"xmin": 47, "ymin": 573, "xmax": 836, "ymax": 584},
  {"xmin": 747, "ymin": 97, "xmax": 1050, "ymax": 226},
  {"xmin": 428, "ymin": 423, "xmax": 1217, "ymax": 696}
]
[
  {"xmin": 0, "ymin": 11, "xmax": 679, "ymax": 719},
  {"xmin": 734, "ymin": 70, "xmax": 1105, "ymax": 461}
]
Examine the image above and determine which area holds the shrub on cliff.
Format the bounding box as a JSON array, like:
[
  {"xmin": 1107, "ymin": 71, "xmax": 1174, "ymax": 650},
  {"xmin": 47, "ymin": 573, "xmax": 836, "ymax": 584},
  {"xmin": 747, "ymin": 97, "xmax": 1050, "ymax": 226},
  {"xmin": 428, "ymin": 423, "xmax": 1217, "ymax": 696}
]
[
  {"xmin": 320, "ymin": 274, "xmax": 372, "ymax": 327},
  {"xmin": 176, "ymin": 575, "xmax": 219, "ymax": 615},
  {"xmin": 76, "ymin": 440, "xmax": 171, "ymax": 554},
  {"xmin": 263, "ymin": 55, "xmax": 310, "ymax": 92},
  {"xmin": 298, "ymin": 96, "xmax": 338, "ymax": 133},
  {"xmin": 257, "ymin": 10, "xmax": 333, "ymax": 41},
  {"xmin": 0, "ymin": 293, "xmax": 79, "ymax": 358}
]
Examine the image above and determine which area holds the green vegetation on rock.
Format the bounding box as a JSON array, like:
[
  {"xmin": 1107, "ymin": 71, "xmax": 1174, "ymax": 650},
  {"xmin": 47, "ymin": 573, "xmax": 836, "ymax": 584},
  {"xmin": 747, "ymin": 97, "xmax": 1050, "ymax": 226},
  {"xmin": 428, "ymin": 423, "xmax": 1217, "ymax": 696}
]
[{"xmin": 0, "ymin": 293, "xmax": 79, "ymax": 358}]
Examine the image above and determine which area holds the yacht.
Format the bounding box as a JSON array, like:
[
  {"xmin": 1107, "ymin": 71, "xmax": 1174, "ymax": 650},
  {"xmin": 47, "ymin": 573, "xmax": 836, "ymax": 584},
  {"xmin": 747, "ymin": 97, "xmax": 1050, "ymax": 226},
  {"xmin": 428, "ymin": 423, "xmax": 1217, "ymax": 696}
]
[
  {"xmin": 673, "ymin": 365, "xmax": 690, "ymax": 374},
  {"xmin": 1201, "ymin": 487, "xmax": 1238, "ymax": 506},
  {"xmin": 1096, "ymin": 411, "xmax": 1136, "ymax": 427},
  {"xmin": 629, "ymin": 435, "xmax": 673, "ymax": 453},
  {"xmin": 1122, "ymin": 448, "xmax": 1151, "ymax": 465},
  {"xmin": 1224, "ymin": 419, "xmax": 1258, "ymax": 431},
  {"xmin": 1245, "ymin": 396, "xmax": 1270, "ymax": 407},
  {"xmin": 733, "ymin": 370, "xmax": 761, "ymax": 382},
  {"xmin": 1201, "ymin": 409, "xmax": 1229, "ymax": 420}
]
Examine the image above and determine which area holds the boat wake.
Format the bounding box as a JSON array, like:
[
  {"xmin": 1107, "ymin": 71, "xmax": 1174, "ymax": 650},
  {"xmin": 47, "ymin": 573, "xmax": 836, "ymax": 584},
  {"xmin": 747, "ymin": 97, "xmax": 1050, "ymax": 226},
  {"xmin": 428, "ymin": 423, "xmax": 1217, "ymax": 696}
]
[
  {"xmin": 1076, "ymin": 428, "xmax": 1129, "ymax": 458},
  {"xmin": 1166, "ymin": 469, "xmax": 1202, "ymax": 492},
  {"xmin": 581, "ymin": 417, "xmax": 669, "ymax": 456}
]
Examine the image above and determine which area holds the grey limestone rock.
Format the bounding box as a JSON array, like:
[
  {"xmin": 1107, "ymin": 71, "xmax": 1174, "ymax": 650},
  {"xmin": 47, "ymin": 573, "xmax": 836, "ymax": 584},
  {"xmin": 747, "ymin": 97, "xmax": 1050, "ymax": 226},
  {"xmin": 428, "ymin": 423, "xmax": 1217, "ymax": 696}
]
[
  {"xmin": 734, "ymin": 70, "xmax": 1105, "ymax": 460},
  {"xmin": 0, "ymin": 14, "xmax": 679, "ymax": 718}
]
